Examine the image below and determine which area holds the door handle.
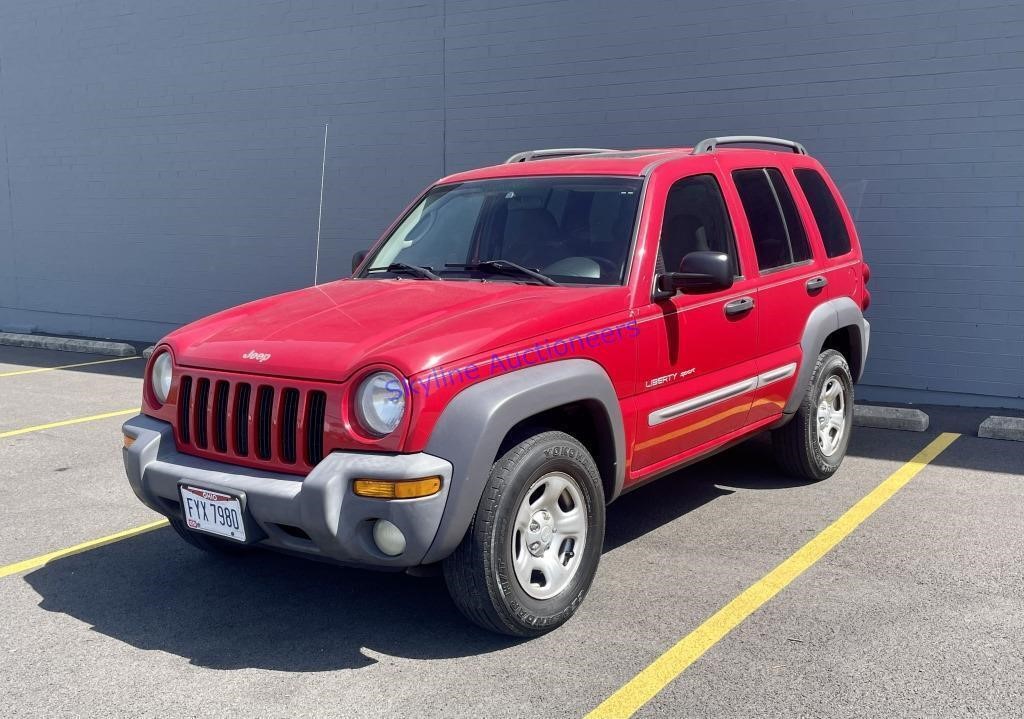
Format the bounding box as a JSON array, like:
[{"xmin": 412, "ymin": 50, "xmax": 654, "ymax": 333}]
[
  {"xmin": 724, "ymin": 297, "xmax": 755, "ymax": 316},
  {"xmin": 806, "ymin": 276, "xmax": 828, "ymax": 292}
]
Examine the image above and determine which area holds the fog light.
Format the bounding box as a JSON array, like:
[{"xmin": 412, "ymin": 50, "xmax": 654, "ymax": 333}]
[
  {"xmin": 353, "ymin": 476, "xmax": 441, "ymax": 499},
  {"xmin": 372, "ymin": 519, "xmax": 406, "ymax": 556}
]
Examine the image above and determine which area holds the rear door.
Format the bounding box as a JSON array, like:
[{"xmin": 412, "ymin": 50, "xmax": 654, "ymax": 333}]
[{"xmin": 719, "ymin": 160, "xmax": 831, "ymax": 424}]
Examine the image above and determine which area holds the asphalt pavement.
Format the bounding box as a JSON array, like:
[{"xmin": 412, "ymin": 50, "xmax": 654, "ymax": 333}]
[{"xmin": 0, "ymin": 346, "xmax": 1020, "ymax": 718}]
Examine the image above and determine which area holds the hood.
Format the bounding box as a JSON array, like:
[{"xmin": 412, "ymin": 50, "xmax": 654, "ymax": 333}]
[{"xmin": 164, "ymin": 278, "xmax": 629, "ymax": 381}]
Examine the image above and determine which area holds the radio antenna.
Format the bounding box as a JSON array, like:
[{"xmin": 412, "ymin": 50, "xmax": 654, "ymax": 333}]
[{"xmin": 314, "ymin": 121, "xmax": 328, "ymax": 285}]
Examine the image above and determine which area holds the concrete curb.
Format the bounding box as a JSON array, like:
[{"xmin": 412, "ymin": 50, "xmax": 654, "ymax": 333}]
[
  {"xmin": 142, "ymin": 346, "xmax": 156, "ymax": 359},
  {"xmin": 0, "ymin": 332, "xmax": 137, "ymax": 358},
  {"xmin": 853, "ymin": 405, "xmax": 929, "ymax": 432},
  {"xmin": 978, "ymin": 416, "xmax": 1024, "ymax": 442}
]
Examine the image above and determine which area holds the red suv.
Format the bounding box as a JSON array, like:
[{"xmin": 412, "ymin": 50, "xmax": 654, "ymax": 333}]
[{"xmin": 123, "ymin": 136, "xmax": 869, "ymax": 636}]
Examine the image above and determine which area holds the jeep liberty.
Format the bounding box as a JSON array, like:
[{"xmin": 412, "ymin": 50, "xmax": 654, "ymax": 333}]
[{"xmin": 123, "ymin": 136, "xmax": 870, "ymax": 636}]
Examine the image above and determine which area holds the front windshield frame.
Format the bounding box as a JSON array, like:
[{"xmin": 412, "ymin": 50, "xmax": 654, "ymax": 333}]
[{"xmin": 357, "ymin": 174, "xmax": 646, "ymax": 287}]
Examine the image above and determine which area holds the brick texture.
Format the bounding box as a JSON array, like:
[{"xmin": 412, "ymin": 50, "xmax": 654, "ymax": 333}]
[{"xmin": 1, "ymin": 0, "xmax": 1022, "ymax": 406}]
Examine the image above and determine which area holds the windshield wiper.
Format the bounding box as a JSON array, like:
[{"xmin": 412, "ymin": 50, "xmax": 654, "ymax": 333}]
[
  {"xmin": 444, "ymin": 259, "xmax": 559, "ymax": 286},
  {"xmin": 367, "ymin": 262, "xmax": 441, "ymax": 280}
]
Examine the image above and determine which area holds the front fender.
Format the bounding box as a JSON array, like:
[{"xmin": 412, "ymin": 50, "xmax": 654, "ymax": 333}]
[{"xmin": 420, "ymin": 358, "xmax": 625, "ymax": 564}]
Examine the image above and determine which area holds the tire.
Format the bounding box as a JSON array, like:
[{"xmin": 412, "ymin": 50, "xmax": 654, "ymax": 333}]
[
  {"xmin": 772, "ymin": 349, "xmax": 854, "ymax": 481},
  {"xmin": 443, "ymin": 430, "xmax": 605, "ymax": 637},
  {"xmin": 169, "ymin": 517, "xmax": 250, "ymax": 556}
]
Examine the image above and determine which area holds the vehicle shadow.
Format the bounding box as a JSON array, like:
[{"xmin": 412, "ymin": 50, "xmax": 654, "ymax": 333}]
[
  {"xmin": 21, "ymin": 439, "xmax": 802, "ymax": 671},
  {"xmin": 24, "ymin": 528, "xmax": 512, "ymax": 672},
  {"xmin": 26, "ymin": 424, "xmax": 978, "ymax": 672}
]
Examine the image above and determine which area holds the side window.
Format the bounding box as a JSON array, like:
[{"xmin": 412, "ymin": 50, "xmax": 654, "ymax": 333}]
[
  {"xmin": 795, "ymin": 169, "xmax": 852, "ymax": 257},
  {"xmin": 659, "ymin": 174, "xmax": 739, "ymax": 277},
  {"xmin": 766, "ymin": 169, "xmax": 811, "ymax": 262},
  {"xmin": 732, "ymin": 168, "xmax": 811, "ymax": 271}
]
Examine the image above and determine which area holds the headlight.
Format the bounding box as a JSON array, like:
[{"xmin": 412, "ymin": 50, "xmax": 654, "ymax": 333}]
[
  {"xmin": 355, "ymin": 371, "xmax": 406, "ymax": 436},
  {"xmin": 151, "ymin": 352, "xmax": 173, "ymax": 404}
]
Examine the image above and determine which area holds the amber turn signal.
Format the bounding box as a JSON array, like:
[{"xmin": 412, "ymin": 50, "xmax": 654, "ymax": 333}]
[
  {"xmin": 352, "ymin": 476, "xmax": 441, "ymax": 499},
  {"xmin": 122, "ymin": 433, "xmax": 136, "ymax": 449}
]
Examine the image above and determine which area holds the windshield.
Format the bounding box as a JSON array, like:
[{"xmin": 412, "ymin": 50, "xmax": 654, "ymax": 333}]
[{"xmin": 361, "ymin": 176, "xmax": 643, "ymax": 285}]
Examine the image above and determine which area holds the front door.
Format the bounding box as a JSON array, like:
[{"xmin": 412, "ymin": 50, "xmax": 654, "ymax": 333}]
[{"xmin": 632, "ymin": 171, "xmax": 759, "ymax": 473}]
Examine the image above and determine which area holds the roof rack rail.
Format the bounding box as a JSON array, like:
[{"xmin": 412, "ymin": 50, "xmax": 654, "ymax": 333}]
[
  {"xmin": 504, "ymin": 147, "xmax": 619, "ymax": 163},
  {"xmin": 692, "ymin": 136, "xmax": 807, "ymax": 155}
]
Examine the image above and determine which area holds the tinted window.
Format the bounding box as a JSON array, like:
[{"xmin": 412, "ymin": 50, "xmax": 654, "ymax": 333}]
[
  {"xmin": 766, "ymin": 169, "xmax": 810, "ymax": 262},
  {"xmin": 732, "ymin": 168, "xmax": 810, "ymax": 271},
  {"xmin": 659, "ymin": 174, "xmax": 738, "ymax": 277},
  {"xmin": 795, "ymin": 169, "xmax": 852, "ymax": 257}
]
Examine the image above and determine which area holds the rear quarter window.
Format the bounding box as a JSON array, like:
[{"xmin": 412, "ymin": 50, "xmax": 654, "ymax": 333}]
[{"xmin": 795, "ymin": 169, "xmax": 852, "ymax": 258}]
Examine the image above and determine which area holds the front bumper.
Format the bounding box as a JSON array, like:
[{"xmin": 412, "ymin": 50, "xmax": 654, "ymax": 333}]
[{"xmin": 122, "ymin": 414, "xmax": 453, "ymax": 568}]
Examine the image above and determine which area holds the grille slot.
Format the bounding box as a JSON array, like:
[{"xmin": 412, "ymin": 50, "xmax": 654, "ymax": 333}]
[
  {"xmin": 280, "ymin": 388, "xmax": 300, "ymax": 464},
  {"xmin": 213, "ymin": 381, "xmax": 230, "ymax": 452},
  {"xmin": 306, "ymin": 391, "xmax": 327, "ymax": 465},
  {"xmin": 234, "ymin": 383, "xmax": 251, "ymax": 456},
  {"xmin": 177, "ymin": 376, "xmax": 192, "ymax": 444},
  {"xmin": 194, "ymin": 378, "xmax": 210, "ymax": 449},
  {"xmin": 255, "ymin": 386, "xmax": 274, "ymax": 460}
]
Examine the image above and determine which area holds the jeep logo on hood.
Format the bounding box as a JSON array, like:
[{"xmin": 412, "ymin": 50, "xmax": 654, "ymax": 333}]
[{"xmin": 242, "ymin": 350, "xmax": 271, "ymax": 363}]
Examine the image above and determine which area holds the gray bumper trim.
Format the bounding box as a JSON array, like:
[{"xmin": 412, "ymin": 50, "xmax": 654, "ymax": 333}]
[{"xmin": 122, "ymin": 414, "xmax": 452, "ymax": 568}]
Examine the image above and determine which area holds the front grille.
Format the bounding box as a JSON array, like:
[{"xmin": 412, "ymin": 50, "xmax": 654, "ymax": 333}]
[{"xmin": 175, "ymin": 373, "xmax": 329, "ymax": 471}]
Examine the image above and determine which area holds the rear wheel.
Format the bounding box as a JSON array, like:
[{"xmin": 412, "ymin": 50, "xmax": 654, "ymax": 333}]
[
  {"xmin": 443, "ymin": 431, "xmax": 605, "ymax": 636},
  {"xmin": 169, "ymin": 517, "xmax": 249, "ymax": 555},
  {"xmin": 772, "ymin": 349, "xmax": 854, "ymax": 481}
]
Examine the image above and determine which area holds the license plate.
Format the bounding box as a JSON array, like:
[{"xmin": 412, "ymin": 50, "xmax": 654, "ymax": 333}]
[{"xmin": 179, "ymin": 485, "xmax": 246, "ymax": 542}]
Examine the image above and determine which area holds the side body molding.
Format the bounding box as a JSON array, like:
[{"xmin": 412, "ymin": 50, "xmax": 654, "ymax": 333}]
[
  {"xmin": 421, "ymin": 358, "xmax": 626, "ymax": 564},
  {"xmin": 784, "ymin": 296, "xmax": 870, "ymax": 415}
]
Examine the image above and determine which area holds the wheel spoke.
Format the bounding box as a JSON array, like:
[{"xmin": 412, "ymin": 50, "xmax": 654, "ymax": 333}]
[
  {"xmin": 514, "ymin": 496, "xmax": 534, "ymax": 534},
  {"xmin": 553, "ymin": 507, "xmax": 586, "ymax": 537},
  {"xmin": 514, "ymin": 552, "xmax": 542, "ymax": 590},
  {"xmin": 828, "ymin": 413, "xmax": 845, "ymax": 433},
  {"xmin": 533, "ymin": 476, "xmax": 565, "ymax": 510},
  {"xmin": 543, "ymin": 554, "xmax": 572, "ymax": 589}
]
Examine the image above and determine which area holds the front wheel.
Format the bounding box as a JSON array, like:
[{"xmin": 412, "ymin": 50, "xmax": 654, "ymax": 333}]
[
  {"xmin": 772, "ymin": 349, "xmax": 854, "ymax": 481},
  {"xmin": 443, "ymin": 431, "xmax": 605, "ymax": 636}
]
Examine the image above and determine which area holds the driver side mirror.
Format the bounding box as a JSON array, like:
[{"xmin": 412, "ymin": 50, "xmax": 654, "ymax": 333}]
[
  {"xmin": 352, "ymin": 249, "xmax": 369, "ymax": 273},
  {"xmin": 656, "ymin": 251, "xmax": 733, "ymax": 296}
]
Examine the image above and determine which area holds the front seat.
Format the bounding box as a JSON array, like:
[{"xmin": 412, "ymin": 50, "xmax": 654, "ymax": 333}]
[{"xmin": 503, "ymin": 207, "xmax": 565, "ymax": 268}]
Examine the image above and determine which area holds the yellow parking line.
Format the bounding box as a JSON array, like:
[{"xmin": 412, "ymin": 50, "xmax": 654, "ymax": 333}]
[
  {"xmin": 0, "ymin": 355, "xmax": 141, "ymax": 377},
  {"xmin": 585, "ymin": 432, "xmax": 961, "ymax": 719},
  {"xmin": 0, "ymin": 408, "xmax": 140, "ymax": 439},
  {"xmin": 0, "ymin": 519, "xmax": 169, "ymax": 579}
]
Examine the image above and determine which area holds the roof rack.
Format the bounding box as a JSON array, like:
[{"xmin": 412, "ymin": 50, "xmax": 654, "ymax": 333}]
[
  {"xmin": 504, "ymin": 147, "xmax": 619, "ymax": 163},
  {"xmin": 692, "ymin": 136, "xmax": 807, "ymax": 155}
]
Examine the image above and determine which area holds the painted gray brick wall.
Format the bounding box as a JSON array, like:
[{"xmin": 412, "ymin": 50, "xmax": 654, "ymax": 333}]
[{"xmin": 1, "ymin": 0, "xmax": 1022, "ymax": 407}]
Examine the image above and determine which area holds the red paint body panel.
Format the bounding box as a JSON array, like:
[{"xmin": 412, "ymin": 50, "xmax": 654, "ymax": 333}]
[{"xmin": 143, "ymin": 144, "xmax": 866, "ymax": 479}]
